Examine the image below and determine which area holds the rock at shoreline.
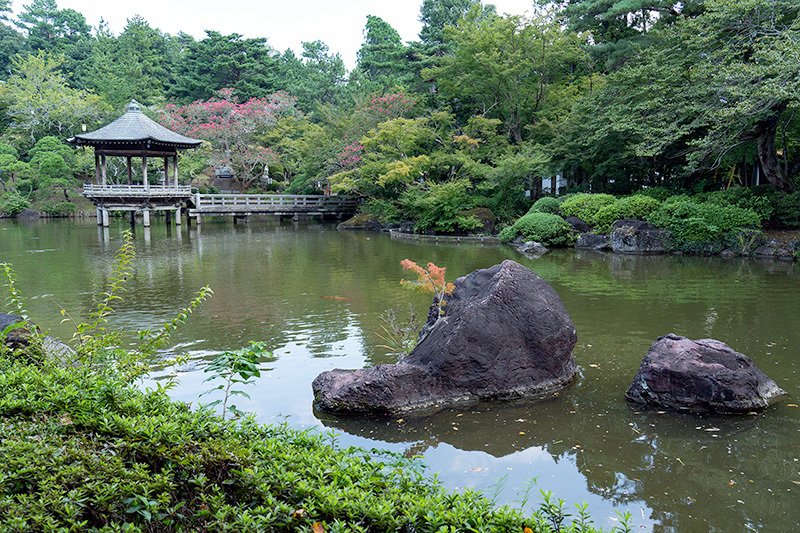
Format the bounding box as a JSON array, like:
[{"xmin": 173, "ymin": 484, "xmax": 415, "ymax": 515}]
[
  {"xmin": 15, "ymin": 208, "xmax": 40, "ymax": 219},
  {"xmin": 337, "ymin": 213, "xmax": 383, "ymax": 231},
  {"xmin": 625, "ymin": 333, "xmax": 785, "ymax": 413},
  {"xmin": 313, "ymin": 260, "xmax": 578, "ymax": 414},
  {"xmin": 565, "ymin": 216, "xmax": 591, "ymax": 234},
  {"xmin": 575, "ymin": 233, "xmax": 609, "ymax": 250},
  {"xmin": 610, "ymin": 219, "xmax": 672, "ymax": 254}
]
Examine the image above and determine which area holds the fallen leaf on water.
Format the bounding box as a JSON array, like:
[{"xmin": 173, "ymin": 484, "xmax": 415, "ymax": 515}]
[
  {"xmin": 729, "ymin": 481, "xmax": 736, "ymax": 486},
  {"xmin": 787, "ymin": 404, "xmax": 798, "ymax": 408},
  {"xmin": 471, "ymin": 467, "xmax": 484, "ymax": 472},
  {"xmin": 516, "ymin": 418, "xmax": 527, "ymax": 422},
  {"xmin": 312, "ymin": 522, "xmax": 326, "ymax": 533},
  {"xmin": 589, "ymin": 364, "xmax": 600, "ymax": 368},
  {"xmin": 705, "ymin": 427, "xmax": 721, "ymax": 432},
  {"xmin": 322, "ymin": 296, "xmax": 346, "ymax": 300},
  {"xmin": 519, "ymin": 431, "xmax": 525, "ymax": 435},
  {"xmin": 396, "ymin": 419, "xmax": 404, "ymax": 423},
  {"xmin": 792, "ymin": 481, "xmax": 800, "ymax": 486}
]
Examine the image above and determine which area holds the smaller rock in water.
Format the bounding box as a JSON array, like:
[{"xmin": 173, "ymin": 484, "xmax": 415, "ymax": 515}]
[
  {"xmin": 518, "ymin": 241, "xmax": 547, "ymax": 256},
  {"xmin": 625, "ymin": 333, "xmax": 785, "ymax": 413}
]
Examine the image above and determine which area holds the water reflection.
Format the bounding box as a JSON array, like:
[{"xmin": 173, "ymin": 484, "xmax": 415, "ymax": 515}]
[{"xmin": 1, "ymin": 218, "xmax": 798, "ymax": 532}]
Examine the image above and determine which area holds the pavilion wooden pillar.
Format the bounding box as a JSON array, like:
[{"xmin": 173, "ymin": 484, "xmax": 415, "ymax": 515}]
[
  {"xmin": 100, "ymin": 154, "xmax": 107, "ymax": 186},
  {"xmin": 127, "ymin": 156, "xmax": 133, "ymax": 185},
  {"xmin": 94, "ymin": 153, "xmax": 100, "ymax": 185}
]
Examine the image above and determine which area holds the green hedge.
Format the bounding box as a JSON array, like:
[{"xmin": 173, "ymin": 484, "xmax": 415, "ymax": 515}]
[
  {"xmin": 646, "ymin": 199, "xmax": 761, "ymax": 252},
  {"xmin": 498, "ymin": 212, "xmax": 576, "ymax": 246},
  {"xmin": 558, "ymin": 193, "xmax": 617, "ymax": 227},
  {"xmin": 594, "ymin": 195, "xmax": 662, "ymax": 233},
  {"xmin": 527, "ymin": 196, "xmax": 561, "ymax": 215}
]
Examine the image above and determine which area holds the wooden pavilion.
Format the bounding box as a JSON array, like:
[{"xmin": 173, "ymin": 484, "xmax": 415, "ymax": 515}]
[{"xmin": 69, "ymin": 100, "xmax": 202, "ymax": 227}]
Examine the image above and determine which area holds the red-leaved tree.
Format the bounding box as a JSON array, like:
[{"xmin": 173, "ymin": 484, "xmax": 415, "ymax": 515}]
[{"xmin": 161, "ymin": 88, "xmax": 298, "ymax": 190}]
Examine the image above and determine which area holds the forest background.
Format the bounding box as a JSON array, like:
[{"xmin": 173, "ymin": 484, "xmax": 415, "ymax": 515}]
[{"xmin": 0, "ymin": 0, "xmax": 798, "ymax": 234}]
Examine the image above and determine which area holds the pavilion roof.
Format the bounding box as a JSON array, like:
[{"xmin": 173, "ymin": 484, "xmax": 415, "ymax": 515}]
[{"xmin": 69, "ymin": 100, "xmax": 202, "ymax": 150}]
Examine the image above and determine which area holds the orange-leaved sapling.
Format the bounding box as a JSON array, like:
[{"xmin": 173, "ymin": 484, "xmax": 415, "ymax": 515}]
[{"xmin": 400, "ymin": 259, "xmax": 455, "ymax": 319}]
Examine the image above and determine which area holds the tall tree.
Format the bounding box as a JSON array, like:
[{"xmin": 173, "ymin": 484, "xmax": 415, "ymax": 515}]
[
  {"xmin": 1, "ymin": 50, "xmax": 108, "ymax": 142},
  {"xmin": 354, "ymin": 15, "xmax": 412, "ymax": 92},
  {"xmin": 83, "ymin": 15, "xmax": 173, "ymax": 106},
  {"xmin": 548, "ymin": 0, "xmax": 704, "ymax": 71},
  {"xmin": 579, "ymin": 0, "xmax": 800, "ymax": 191},
  {"xmin": 279, "ymin": 41, "xmax": 348, "ymax": 113},
  {"xmin": 15, "ymin": 0, "xmax": 90, "ymax": 52},
  {"xmin": 427, "ymin": 8, "xmax": 587, "ymax": 144},
  {"xmin": 169, "ymin": 31, "xmax": 278, "ymax": 102}
]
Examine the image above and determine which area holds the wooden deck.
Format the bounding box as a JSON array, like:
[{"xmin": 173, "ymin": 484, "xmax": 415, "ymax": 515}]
[{"xmin": 82, "ymin": 184, "xmax": 359, "ymax": 226}]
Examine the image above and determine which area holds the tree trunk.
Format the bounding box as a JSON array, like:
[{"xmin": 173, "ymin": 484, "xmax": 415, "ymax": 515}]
[
  {"xmin": 742, "ymin": 106, "xmax": 796, "ymax": 192},
  {"xmin": 756, "ymin": 116, "xmax": 793, "ymax": 191}
]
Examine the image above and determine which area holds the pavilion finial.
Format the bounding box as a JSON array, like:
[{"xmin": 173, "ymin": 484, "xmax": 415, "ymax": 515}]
[{"xmin": 127, "ymin": 100, "xmax": 142, "ymax": 113}]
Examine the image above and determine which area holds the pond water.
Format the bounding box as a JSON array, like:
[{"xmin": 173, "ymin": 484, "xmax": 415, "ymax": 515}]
[{"xmin": 1, "ymin": 217, "xmax": 798, "ymax": 532}]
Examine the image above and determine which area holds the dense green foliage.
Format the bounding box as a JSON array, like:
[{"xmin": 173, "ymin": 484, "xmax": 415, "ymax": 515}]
[
  {"xmin": 0, "ymin": 0, "xmax": 797, "ymax": 232},
  {"xmin": 558, "ymin": 193, "xmax": 618, "ymax": 227},
  {"xmin": 594, "ymin": 195, "xmax": 662, "ymax": 233}
]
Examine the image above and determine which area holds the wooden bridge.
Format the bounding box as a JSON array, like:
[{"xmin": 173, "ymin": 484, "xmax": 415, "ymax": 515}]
[{"xmin": 82, "ymin": 184, "xmax": 360, "ymax": 226}]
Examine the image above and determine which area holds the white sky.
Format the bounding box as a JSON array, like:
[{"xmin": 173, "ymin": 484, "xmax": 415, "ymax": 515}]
[{"xmin": 9, "ymin": 0, "xmax": 536, "ymax": 70}]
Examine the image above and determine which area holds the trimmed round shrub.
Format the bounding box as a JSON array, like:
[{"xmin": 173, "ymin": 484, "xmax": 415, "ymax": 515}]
[
  {"xmin": 558, "ymin": 193, "xmax": 618, "ymax": 227},
  {"xmin": 527, "ymin": 196, "xmax": 560, "ymax": 215},
  {"xmin": 498, "ymin": 212, "xmax": 575, "ymax": 246},
  {"xmin": 594, "ymin": 195, "xmax": 662, "ymax": 233}
]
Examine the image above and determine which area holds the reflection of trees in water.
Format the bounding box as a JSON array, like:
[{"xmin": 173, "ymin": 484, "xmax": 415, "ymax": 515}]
[{"xmin": 317, "ymin": 395, "xmax": 798, "ymax": 532}]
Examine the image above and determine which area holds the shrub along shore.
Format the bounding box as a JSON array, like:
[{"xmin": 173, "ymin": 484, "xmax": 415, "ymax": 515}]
[{"xmin": 498, "ymin": 188, "xmax": 800, "ymax": 259}]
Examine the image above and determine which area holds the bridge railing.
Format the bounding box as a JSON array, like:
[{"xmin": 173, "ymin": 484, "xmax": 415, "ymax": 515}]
[{"xmin": 194, "ymin": 194, "xmax": 359, "ymax": 211}]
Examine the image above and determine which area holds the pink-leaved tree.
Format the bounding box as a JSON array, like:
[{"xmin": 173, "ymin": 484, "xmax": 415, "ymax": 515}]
[{"xmin": 160, "ymin": 88, "xmax": 298, "ymax": 190}]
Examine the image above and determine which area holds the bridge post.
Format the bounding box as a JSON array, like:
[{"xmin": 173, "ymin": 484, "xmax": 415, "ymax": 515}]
[
  {"xmin": 143, "ymin": 209, "xmax": 151, "ymax": 227},
  {"xmin": 96, "ymin": 207, "xmax": 102, "ymax": 225},
  {"xmin": 175, "ymin": 207, "xmax": 182, "ymax": 225},
  {"xmin": 102, "ymin": 208, "xmax": 110, "ymax": 227}
]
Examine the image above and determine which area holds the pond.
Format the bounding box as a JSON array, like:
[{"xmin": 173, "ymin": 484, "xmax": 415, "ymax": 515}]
[{"xmin": 1, "ymin": 217, "xmax": 798, "ymax": 532}]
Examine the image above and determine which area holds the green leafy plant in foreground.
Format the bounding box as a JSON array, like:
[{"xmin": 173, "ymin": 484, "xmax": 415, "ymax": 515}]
[
  {"xmin": 200, "ymin": 341, "xmax": 271, "ymax": 419},
  {"xmin": 3, "ymin": 230, "xmax": 212, "ymax": 381}
]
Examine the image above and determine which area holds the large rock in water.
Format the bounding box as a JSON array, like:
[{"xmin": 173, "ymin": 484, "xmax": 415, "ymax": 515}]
[
  {"xmin": 625, "ymin": 333, "xmax": 785, "ymax": 413},
  {"xmin": 313, "ymin": 260, "xmax": 577, "ymax": 413}
]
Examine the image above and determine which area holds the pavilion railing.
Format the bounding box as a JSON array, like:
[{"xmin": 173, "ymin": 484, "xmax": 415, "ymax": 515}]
[{"xmin": 83, "ymin": 183, "xmax": 193, "ymax": 197}]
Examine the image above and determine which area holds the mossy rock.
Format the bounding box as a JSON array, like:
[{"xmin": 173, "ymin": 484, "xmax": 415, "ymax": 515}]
[{"xmin": 337, "ymin": 213, "xmax": 383, "ymax": 231}]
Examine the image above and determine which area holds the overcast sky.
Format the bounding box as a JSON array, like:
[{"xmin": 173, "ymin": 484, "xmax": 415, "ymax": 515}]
[{"xmin": 9, "ymin": 0, "xmax": 536, "ymax": 70}]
